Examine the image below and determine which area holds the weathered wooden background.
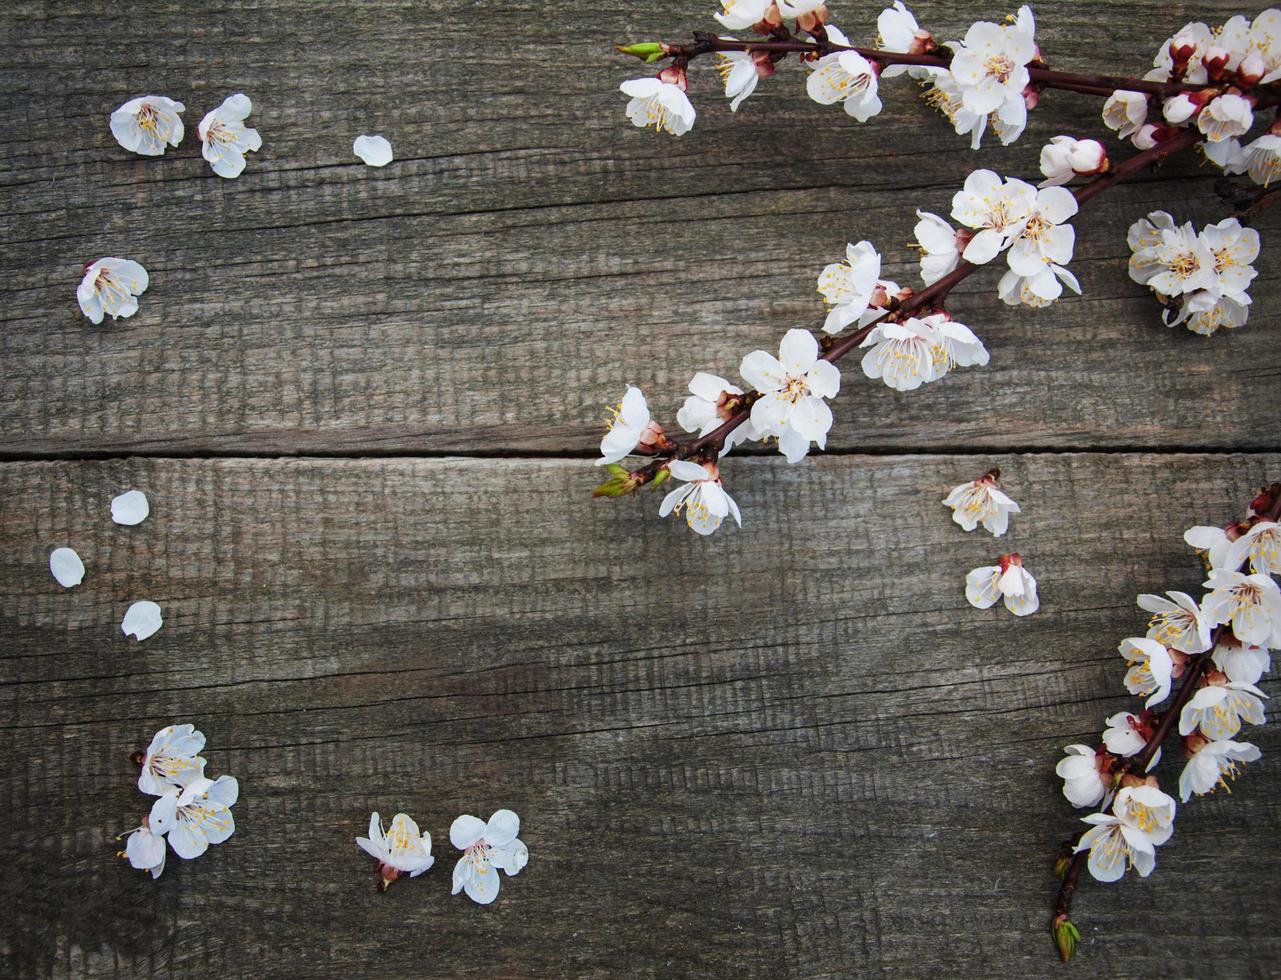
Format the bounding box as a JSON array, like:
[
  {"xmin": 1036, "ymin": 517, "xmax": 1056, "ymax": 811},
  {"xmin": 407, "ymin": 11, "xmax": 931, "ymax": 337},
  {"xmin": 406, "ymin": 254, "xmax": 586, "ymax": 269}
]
[{"xmin": 2, "ymin": 1, "xmax": 1279, "ymax": 977}]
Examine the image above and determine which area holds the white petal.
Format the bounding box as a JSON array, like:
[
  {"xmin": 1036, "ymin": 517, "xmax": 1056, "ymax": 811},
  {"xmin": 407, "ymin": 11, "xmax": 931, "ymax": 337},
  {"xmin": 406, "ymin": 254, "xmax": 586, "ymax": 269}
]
[
  {"xmin": 50, "ymin": 547, "xmax": 85, "ymax": 587},
  {"xmin": 121, "ymin": 601, "xmax": 163, "ymax": 641},
  {"xmin": 450, "ymin": 814, "xmax": 487, "ymax": 850},
  {"xmin": 484, "ymin": 809, "xmax": 520, "ymax": 847},
  {"xmin": 110, "ymin": 490, "xmax": 150, "ymax": 526},
  {"xmin": 353, "ymin": 134, "xmax": 393, "ymax": 167}
]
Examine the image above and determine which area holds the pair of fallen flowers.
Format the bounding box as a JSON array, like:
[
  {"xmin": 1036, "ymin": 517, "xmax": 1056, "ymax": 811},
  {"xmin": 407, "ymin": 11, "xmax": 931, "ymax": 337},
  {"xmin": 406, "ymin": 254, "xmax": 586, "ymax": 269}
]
[
  {"xmin": 943, "ymin": 469, "xmax": 1040, "ymax": 616},
  {"xmin": 356, "ymin": 809, "xmax": 529, "ymax": 904}
]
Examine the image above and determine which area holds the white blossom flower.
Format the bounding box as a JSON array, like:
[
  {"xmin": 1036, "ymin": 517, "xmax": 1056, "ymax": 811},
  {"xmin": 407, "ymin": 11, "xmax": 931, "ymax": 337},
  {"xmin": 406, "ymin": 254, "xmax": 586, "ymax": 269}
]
[
  {"xmin": 1182, "ymin": 293, "xmax": 1251, "ymax": 336},
  {"xmin": 1153, "ymin": 22, "xmax": 1214, "ymax": 84},
  {"xmin": 1074, "ymin": 810, "xmax": 1156, "ymax": 883},
  {"xmin": 921, "ymin": 71, "xmax": 990, "ymax": 149},
  {"xmin": 353, "ymin": 134, "xmax": 393, "ymax": 167},
  {"xmin": 859, "ymin": 313, "xmax": 988, "ymax": 391},
  {"xmin": 620, "ymin": 78, "xmax": 696, "ymax": 136},
  {"xmin": 1243, "ymin": 133, "xmax": 1281, "ymax": 186},
  {"xmin": 122, "ymin": 600, "xmax": 163, "ymax": 642},
  {"xmin": 357, "ymin": 812, "xmax": 435, "ymax": 889},
  {"xmin": 965, "ymin": 553, "xmax": 1038, "ymax": 616},
  {"xmin": 942, "ymin": 471, "xmax": 1020, "ymax": 536},
  {"xmin": 912, "ymin": 211, "xmax": 964, "ymax": 285},
  {"xmin": 1226, "ymin": 520, "xmax": 1281, "ymax": 576},
  {"xmin": 1055, "ymin": 745, "xmax": 1107, "ymax": 808},
  {"xmin": 1112, "ymin": 784, "xmax": 1176, "ymax": 846},
  {"xmin": 1161, "ymin": 93, "xmax": 1201, "ymax": 126},
  {"xmin": 1197, "ymin": 93, "xmax": 1253, "ymax": 143},
  {"xmin": 945, "ymin": 6, "xmax": 1036, "ymax": 116},
  {"xmin": 1212, "ymin": 639, "xmax": 1271, "ymax": 685},
  {"xmin": 1178, "ymin": 739, "xmax": 1261, "ymax": 802},
  {"xmin": 817, "ymin": 240, "xmax": 882, "ymax": 333},
  {"xmin": 1201, "ymin": 569, "xmax": 1281, "ymax": 646},
  {"xmin": 877, "ymin": 1, "xmax": 938, "ymax": 78},
  {"xmin": 1102, "ymin": 90, "xmax": 1148, "ymax": 139},
  {"xmin": 1038, "ymin": 136, "xmax": 1106, "ymax": 187},
  {"xmin": 807, "ymin": 49, "xmax": 882, "ymax": 122},
  {"xmin": 110, "ymin": 489, "xmax": 150, "ymax": 526},
  {"xmin": 1004, "ymin": 184, "xmax": 1079, "ymax": 302},
  {"xmin": 714, "ymin": 49, "xmax": 764, "ymax": 112},
  {"xmin": 198, "ymin": 94, "xmax": 262, "ymax": 178},
  {"xmin": 49, "ymin": 547, "xmax": 85, "ymax": 588},
  {"xmin": 137, "ymin": 723, "xmax": 207, "ymax": 796},
  {"xmin": 1200, "ymin": 217, "xmax": 1260, "ymax": 303},
  {"xmin": 1120, "ymin": 636, "xmax": 1174, "ymax": 706},
  {"xmin": 1244, "ymin": 9, "xmax": 1281, "ymax": 83},
  {"xmin": 450, "ymin": 809, "xmax": 528, "ymax": 905},
  {"xmin": 659, "ymin": 460, "xmax": 741, "ymax": 535},
  {"xmin": 1137, "ymin": 221, "xmax": 1218, "ymax": 297},
  {"xmin": 1179, "ymin": 680, "xmax": 1267, "ymax": 740},
  {"xmin": 676, "ymin": 373, "xmax": 760, "ymax": 455},
  {"xmin": 1102, "ymin": 711, "xmax": 1158, "ymax": 765},
  {"xmin": 950, "ymin": 170, "xmax": 1036, "ymax": 264},
  {"xmin": 1203, "ymin": 136, "xmax": 1248, "ymax": 175},
  {"xmin": 148, "ymin": 774, "xmax": 238, "ymax": 859},
  {"xmin": 110, "ymin": 96, "xmax": 185, "ymax": 156},
  {"xmin": 741, "ymin": 329, "xmax": 840, "ymax": 464},
  {"xmin": 1184, "ymin": 523, "xmax": 1233, "ymax": 569},
  {"xmin": 1137, "ymin": 591, "xmax": 1212, "ymax": 654},
  {"xmin": 123, "ymin": 825, "xmax": 167, "ymax": 879},
  {"xmin": 598, "ymin": 386, "xmax": 664, "ymax": 465},
  {"xmin": 78, "ymin": 257, "xmax": 149, "ymax": 324},
  {"xmin": 714, "ymin": 0, "xmax": 772, "ymax": 30}
]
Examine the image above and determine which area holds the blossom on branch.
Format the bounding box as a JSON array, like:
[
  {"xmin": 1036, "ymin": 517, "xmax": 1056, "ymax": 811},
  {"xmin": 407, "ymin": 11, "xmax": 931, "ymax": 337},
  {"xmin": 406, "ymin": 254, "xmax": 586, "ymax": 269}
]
[
  {"xmin": 1038, "ymin": 137, "xmax": 1106, "ymax": 187},
  {"xmin": 817, "ymin": 240, "xmax": 882, "ymax": 333},
  {"xmin": 1177, "ymin": 739, "xmax": 1261, "ymax": 802},
  {"xmin": 1102, "ymin": 711, "xmax": 1159, "ymax": 766},
  {"xmin": 741, "ymin": 328, "xmax": 839, "ymax": 463},
  {"xmin": 859, "ymin": 313, "xmax": 988, "ymax": 391},
  {"xmin": 1120, "ymin": 636, "xmax": 1175, "ymax": 707},
  {"xmin": 715, "ymin": 47, "xmax": 772, "ymax": 112},
  {"xmin": 943, "ymin": 6, "xmax": 1037, "ymax": 119},
  {"xmin": 950, "ymin": 170, "xmax": 1036, "ymax": 264},
  {"xmin": 807, "ymin": 42, "xmax": 883, "ymax": 122},
  {"xmin": 1101, "ymin": 91, "xmax": 1148, "ymax": 139},
  {"xmin": 1178, "ymin": 679, "xmax": 1267, "ymax": 740},
  {"xmin": 659, "ymin": 460, "xmax": 742, "ymax": 535},
  {"xmin": 621, "ymin": 77, "xmax": 696, "ymax": 136},
  {"xmin": 876, "ymin": 1, "xmax": 937, "ymax": 78},
  {"xmin": 912, "ymin": 210, "xmax": 965, "ymax": 285},
  {"xmin": 1055, "ymin": 745, "xmax": 1108, "ymax": 808},
  {"xmin": 1136, "ymin": 591, "xmax": 1212, "ymax": 654},
  {"xmin": 677, "ymin": 373, "xmax": 760, "ymax": 454},
  {"xmin": 598, "ymin": 386, "xmax": 667, "ymax": 465},
  {"xmin": 714, "ymin": 0, "xmax": 775, "ymax": 31},
  {"xmin": 1201, "ymin": 568, "xmax": 1281, "ymax": 646}
]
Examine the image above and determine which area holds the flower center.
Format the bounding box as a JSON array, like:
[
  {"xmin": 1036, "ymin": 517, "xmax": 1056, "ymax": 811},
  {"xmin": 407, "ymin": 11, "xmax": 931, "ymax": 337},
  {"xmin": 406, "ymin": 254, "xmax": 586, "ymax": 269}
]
[
  {"xmin": 782, "ymin": 375, "xmax": 808, "ymax": 403},
  {"xmin": 137, "ymin": 104, "xmax": 159, "ymax": 133},
  {"xmin": 984, "ymin": 54, "xmax": 1015, "ymax": 83},
  {"xmin": 1171, "ymin": 252, "xmax": 1202, "ymax": 280}
]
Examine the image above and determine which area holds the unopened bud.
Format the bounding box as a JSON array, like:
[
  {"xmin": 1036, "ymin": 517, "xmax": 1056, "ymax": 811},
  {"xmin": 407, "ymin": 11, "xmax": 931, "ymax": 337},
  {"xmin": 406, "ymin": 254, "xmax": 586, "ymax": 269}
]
[
  {"xmin": 1202, "ymin": 44, "xmax": 1231, "ymax": 80},
  {"xmin": 1238, "ymin": 51, "xmax": 1267, "ymax": 87},
  {"xmin": 1052, "ymin": 916, "xmax": 1081, "ymax": 964},
  {"xmin": 1169, "ymin": 35, "xmax": 1199, "ymax": 68},
  {"xmin": 657, "ymin": 65, "xmax": 688, "ymax": 91},
  {"xmin": 615, "ymin": 42, "xmax": 666, "ymax": 64}
]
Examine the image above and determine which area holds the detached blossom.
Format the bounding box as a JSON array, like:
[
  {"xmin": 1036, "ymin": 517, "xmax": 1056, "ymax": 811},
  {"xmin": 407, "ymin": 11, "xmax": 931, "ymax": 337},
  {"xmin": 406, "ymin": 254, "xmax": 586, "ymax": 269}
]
[
  {"xmin": 950, "ymin": 170, "xmax": 1036, "ymax": 264},
  {"xmin": 198, "ymin": 94, "xmax": 262, "ymax": 178},
  {"xmin": 817, "ymin": 240, "xmax": 881, "ymax": 333},
  {"xmin": 1178, "ymin": 739, "xmax": 1261, "ymax": 802},
  {"xmin": 122, "ymin": 825, "xmax": 167, "ymax": 879},
  {"xmin": 1055, "ymin": 745, "xmax": 1107, "ymax": 808},
  {"xmin": 860, "ymin": 313, "xmax": 988, "ymax": 392},
  {"xmin": 715, "ymin": 0, "xmax": 773, "ymax": 30},
  {"xmin": 1120, "ymin": 637, "xmax": 1174, "ymax": 706},
  {"xmin": 148, "ymin": 774, "xmax": 238, "ymax": 859},
  {"xmin": 1004, "ymin": 184, "xmax": 1079, "ymax": 303},
  {"xmin": 621, "ymin": 78, "xmax": 695, "ymax": 136},
  {"xmin": 1038, "ymin": 136, "xmax": 1106, "ymax": 187},
  {"xmin": 714, "ymin": 48, "xmax": 770, "ymax": 112},
  {"xmin": 912, "ymin": 210, "xmax": 965, "ymax": 285},
  {"xmin": 356, "ymin": 812, "xmax": 435, "ymax": 890},
  {"xmin": 1103, "ymin": 711, "xmax": 1159, "ymax": 766},
  {"xmin": 676, "ymin": 373, "xmax": 760, "ymax": 454},
  {"xmin": 1226, "ymin": 520, "xmax": 1281, "ymax": 576},
  {"xmin": 137, "ymin": 723, "xmax": 207, "ymax": 796},
  {"xmin": 1201, "ymin": 569, "xmax": 1281, "ymax": 646},
  {"xmin": 1074, "ymin": 810, "xmax": 1156, "ymax": 883},
  {"xmin": 1178, "ymin": 680, "xmax": 1267, "ymax": 740},
  {"xmin": 451, "ymin": 809, "xmax": 528, "ymax": 905},
  {"xmin": 78, "ymin": 257, "xmax": 149, "ymax": 324},
  {"xmin": 741, "ymin": 329, "xmax": 840, "ymax": 464},
  {"xmin": 1212, "ymin": 638, "xmax": 1272, "ymax": 685},
  {"xmin": 1197, "ymin": 93, "xmax": 1253, "ymax": 143},
  {"xmin": 807, "ymin": 49, "xmax": 882, "ymax": 122},
  {"xmin": 942, "ymin": 470, "xmax": 1019, "ymax": 536},
  {"xmin": 110, "ymin": 96, "xmax": 185, "ymax": 156},
  {"xmin": 1102, "ymin": 91, "xmax": 1148, "ymax": 139},
  {"xmin": 1137, "ymin": 591, "xmax": 1212, "ymax": 654},
  {"xmin": 945, "ymin": 6, "xmax": 1036, "ymax": 117},
  {"xmin": 659, "ymin": 460, "xmax": 742, "ymax": 536},
  {"xmin": 965, "ymin": 553, "xmax": 1038, "ymax": 616},
  {"xmin": 598, "ymin": 386, "xmax": 665, "ymax": 465}
]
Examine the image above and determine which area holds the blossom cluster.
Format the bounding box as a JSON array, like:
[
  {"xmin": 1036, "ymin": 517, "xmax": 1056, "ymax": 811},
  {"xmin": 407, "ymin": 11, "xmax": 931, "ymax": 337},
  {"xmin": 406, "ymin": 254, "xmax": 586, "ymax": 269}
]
[
  {"xmin": 1128, "ymin": 212, "xmax": 1259, "ymax": 335},
  {"xmin": 120, "ymin": 724, "xmax": 239, "ymax": 878},
  {"xmin": 49, "ymin": 489, "xmax": 163, "ymax": 641},
  {"xmin": 356, "ymin": 808, "xmax": 529, "ymax": 903},
  {"xmin": 1054, "ymin": 485, "xmax": 1280, "ymax": 886}
]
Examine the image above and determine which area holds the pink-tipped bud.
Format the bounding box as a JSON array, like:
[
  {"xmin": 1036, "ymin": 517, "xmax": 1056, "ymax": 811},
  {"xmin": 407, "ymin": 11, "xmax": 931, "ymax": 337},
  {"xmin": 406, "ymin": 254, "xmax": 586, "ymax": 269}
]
[
  {"xmin": 908, "ymin": 30, "xmax": 936, "ymax": 55},
  {"xmin": 1202, "ymin": 44, "xmax": 1231, "ymax": 80},
  {"xmin": 636, "ymin": 419, "xmax": 669, "ymax": 454},
  {"xmin": 1022, "ymin": 83, "xmax": 1041, "ymax": 110},
  {"xmin": 657, "ymin": 65, "xmax": 688, "ymax": 91},
  {"xmin": 1238, "ymin": 51, "xmax": 1267, "ymax": 88},
  {"xmin": 751, "ymin": 50, "xmax": 776, "ymax": 78},
  {"xmin": 1169, "ymin": 35, "xmax": 1199, "ymax": 69}
]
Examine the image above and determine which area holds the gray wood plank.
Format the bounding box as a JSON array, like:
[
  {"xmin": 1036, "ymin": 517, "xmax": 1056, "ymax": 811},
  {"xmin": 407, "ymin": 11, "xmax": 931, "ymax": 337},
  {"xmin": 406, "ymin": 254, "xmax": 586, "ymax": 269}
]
[
  {"xmin": 1, "ymin": 453, "xmax": 1278, "ymax": 977},
  {"xmin": 1, "ymin": 1, "xmax": 1278, "ymax": 457}
]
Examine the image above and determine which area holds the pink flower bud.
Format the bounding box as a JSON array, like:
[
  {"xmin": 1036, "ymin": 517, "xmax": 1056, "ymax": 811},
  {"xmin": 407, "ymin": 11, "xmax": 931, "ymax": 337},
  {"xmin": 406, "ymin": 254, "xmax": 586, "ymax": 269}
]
[
  {"xmin": 1202, "ymin": 44, "xmax": 1231, "ymax": 80},
  {"xmin": 1169, "ymin": 35, "xmax": 1198, "ymax": 67},
  {"xmin": 636, "ymin": 419, "xmax": 668, "ymax": 453},
  {"xmin": 657, "ymin": 65, "xmax": 688, "ymax": 91},
  {"xmin": 1238, "ymin": 51, "xmax": 1267, "ymax": 87},
  {"xmin": 1022, "ymin": 84, "xmax": 1041, "ymax": 110}
]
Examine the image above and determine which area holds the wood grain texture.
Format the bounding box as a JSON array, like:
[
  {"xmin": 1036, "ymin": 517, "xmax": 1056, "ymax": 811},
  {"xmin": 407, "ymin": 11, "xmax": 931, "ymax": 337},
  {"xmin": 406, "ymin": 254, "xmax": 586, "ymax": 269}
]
[
  {"xmin": 1, "ymin": 1, "xmax": 1279, "ymax": 457},
  {"xmin": 2, "ymin": 454, "xmax": 1279, "ymax": 978}
]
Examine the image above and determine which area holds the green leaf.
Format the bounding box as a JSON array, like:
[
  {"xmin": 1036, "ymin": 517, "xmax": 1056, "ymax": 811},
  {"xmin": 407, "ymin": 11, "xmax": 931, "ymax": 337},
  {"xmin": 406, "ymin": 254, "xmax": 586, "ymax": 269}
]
[{"xmin": 616, "ymin": 42, "xmax": 665, "ymax": 63}]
